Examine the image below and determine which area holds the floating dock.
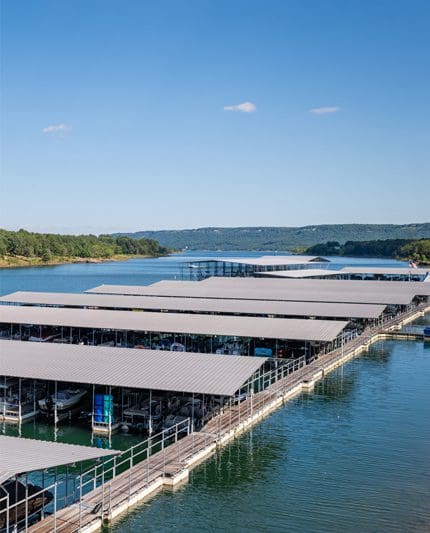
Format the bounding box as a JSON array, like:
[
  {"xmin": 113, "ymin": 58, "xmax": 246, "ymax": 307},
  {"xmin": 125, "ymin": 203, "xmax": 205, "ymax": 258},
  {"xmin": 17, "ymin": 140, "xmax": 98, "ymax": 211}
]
[
  {"xmin": 1, "ymin": 277, "xmax": 428, "ymax": 531},
  {"xmin": 29, "ymin": 303, "xmax": 430, "ymax": 533}
]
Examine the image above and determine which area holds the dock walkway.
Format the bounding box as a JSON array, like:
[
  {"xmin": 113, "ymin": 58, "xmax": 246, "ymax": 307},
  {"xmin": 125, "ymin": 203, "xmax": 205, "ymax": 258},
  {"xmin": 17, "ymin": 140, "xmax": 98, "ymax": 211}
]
[{"xmin": 30, "ymin": 303, "xmax": 430, "ymax": 533}]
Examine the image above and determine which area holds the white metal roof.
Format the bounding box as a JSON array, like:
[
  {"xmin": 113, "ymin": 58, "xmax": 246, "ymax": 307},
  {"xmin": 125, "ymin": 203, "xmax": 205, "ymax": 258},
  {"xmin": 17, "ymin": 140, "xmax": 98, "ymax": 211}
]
[
  {"xmin": 0, "ymin": 305, "xmax": 348, "ymax": 341},
  {"xmin": 0, "ymin": 291, "xmax": 387, "ymax": 319},
  {"xmin": 209, "ymin": 277, "xmax": 430, "ymax": 292},
  {"xmin": 0, "ymin": 435, "xmax": 119, "ymax": 484},
  {"xmin": 0, "ymin": 340, "xmax": 266, "ymax": 397},
  {"xmin": 86, "ymin": 279, "xmax": 425, "ymax": 305},
  {"xmin": 339, "ymin": 266, "xmax": 430, "ymax": 276},
  {"xmin": 189, "ymin": 255, "xmax": 329, "ymax": 266},
  {"xmin": 258, "ymin": 269, "xmax": 339, "ymax": 278}
]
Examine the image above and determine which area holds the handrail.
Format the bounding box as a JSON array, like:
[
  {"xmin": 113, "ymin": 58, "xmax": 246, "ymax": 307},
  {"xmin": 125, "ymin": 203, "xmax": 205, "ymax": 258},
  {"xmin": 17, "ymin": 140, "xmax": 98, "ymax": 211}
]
[
  {"xmin": 1, "ymin": 418, "xmax": 191, "ymax": 531},
  {"xmin": 0, "ymin": 481, "xmax": 57, "ymax": 515},
  {"xmin": 79, "ymin": 417, "xmax": 190, "ymax": 488}
]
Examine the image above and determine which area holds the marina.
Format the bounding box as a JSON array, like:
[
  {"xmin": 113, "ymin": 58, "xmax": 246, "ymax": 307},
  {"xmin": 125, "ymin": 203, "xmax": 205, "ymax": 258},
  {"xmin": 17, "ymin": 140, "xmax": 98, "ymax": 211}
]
[
  {"xmin": 1, "ymin": 254, "xmax": 429, "ymax": 531},
  {"xmin": 182, "ymin": 256, "xmax": 430, "ymax": 282},
  {"xmin": 16, "ymin": 304, "xmax": 430, "ymax": 532},
  {"xmin": 0, "ymin": 291, "xmax": 389, "ymax": 320},
  {"xmin": 4, "ymin": 2, "xmax": 430, "ymax": 530}
]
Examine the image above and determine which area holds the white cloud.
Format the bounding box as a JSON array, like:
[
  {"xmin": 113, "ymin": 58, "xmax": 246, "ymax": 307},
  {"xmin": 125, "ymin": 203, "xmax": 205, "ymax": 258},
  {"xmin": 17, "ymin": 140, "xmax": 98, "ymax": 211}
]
[
  {"xmin": 42, "ymin": 123, "xmax": 72, "ymax": 134},
  {"xmin": 309, "ymin": 106, "xmax": 340, "ymax": 115},
  {"xmin": 224, "ymin": 102, "xmax": 256, "ymax": 113}
]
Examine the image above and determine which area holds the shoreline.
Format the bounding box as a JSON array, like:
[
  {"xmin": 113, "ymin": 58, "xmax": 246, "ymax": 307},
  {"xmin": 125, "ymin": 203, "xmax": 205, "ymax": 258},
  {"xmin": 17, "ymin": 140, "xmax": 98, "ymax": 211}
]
[
  {"xmin": 2, "ymin": 253, "xmax": 426, "ymax": 271},
  {"xmin": 0, "ymin": 254, "xmax": 163, "ymax": 270}
]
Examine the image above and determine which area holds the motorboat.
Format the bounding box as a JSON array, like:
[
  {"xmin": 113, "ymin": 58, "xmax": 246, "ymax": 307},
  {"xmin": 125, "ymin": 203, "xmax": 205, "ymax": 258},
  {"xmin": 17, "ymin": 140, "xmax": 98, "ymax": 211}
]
[
  {"xmin": 162, "ymin": 414, "xmax": 189, "ymax": 435},
  {"xmin": 28, "ymin": 334, "xmax": 60, "ymax": 343},
  {"xmin": 0, "ymin": 479, "xmax": 53, "ymax": 530},
  {"xmin": 38, "ymin": 389, "xmax": 87, "ymax": 413}
]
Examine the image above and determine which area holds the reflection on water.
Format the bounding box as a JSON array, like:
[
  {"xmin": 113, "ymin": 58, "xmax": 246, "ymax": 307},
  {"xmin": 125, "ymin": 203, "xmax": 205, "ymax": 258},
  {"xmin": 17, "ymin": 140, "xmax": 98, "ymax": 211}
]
[{"xmin": 1, "ymin": 417, "xmax": 141, "ymax": 451}]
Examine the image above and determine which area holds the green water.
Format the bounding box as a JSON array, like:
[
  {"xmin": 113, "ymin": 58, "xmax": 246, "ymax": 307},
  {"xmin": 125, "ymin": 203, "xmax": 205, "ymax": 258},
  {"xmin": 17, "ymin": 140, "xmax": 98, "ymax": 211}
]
[
  {"xmin": 110, "ymin": 339, "xmax": 430, "ymax": 532},
  {"xmin": 1, "ymin": 418, "xmax": 141, "ymax": 451}
]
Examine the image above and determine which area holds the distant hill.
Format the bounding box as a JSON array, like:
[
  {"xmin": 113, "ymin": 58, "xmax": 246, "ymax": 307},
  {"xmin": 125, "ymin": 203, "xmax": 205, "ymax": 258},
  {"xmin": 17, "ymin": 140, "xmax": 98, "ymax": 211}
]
[
  {"xmin": 306, "ymin": 238, "xmax": 430, "ymax": 263},
  {"xmin": 114, "ymin": 223, "xmax": 430, "ymax": 251}
]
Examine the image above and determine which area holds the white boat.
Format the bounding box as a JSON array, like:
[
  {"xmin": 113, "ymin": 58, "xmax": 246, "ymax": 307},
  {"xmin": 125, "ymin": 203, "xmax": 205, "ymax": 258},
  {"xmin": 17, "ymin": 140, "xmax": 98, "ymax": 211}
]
[
  {"xmin": 38, "ymin": 388, "xmax": 87, "ymax": 412},
  {"xmin": 28, "ymin": 334, "xmax": 60, "ymax": 342}
]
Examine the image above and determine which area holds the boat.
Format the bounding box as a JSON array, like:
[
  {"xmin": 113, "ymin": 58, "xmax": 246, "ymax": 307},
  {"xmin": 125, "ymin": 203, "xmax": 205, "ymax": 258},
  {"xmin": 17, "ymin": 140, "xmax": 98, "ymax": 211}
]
[
  {"xmin": 123, "ymin": 399, "xmax": 165, "ymax": 432},
  {"xmin": 28, "ymin": 333, "xmax": 60, "ymax": 343},
  {"xmin": 170, "ymin": 342, "xmax": 186, "ymax": 352},
  {"xmin": 0, "ymin": 479, "xmax": 53, "ymax": 530},
  {"xmin": 38, "ymin": 388, "xmax": 87, "ymax": 420},
  {"xmin": 162, "ymin": 414, "xmax": 189, "ymax": 435}
]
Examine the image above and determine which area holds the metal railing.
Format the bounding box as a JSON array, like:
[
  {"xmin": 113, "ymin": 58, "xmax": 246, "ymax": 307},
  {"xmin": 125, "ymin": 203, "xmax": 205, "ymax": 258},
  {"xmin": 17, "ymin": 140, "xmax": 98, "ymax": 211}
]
[
  {"xmin": 26, "ymin": 417, "xmax": 191, "ymax": 532},
  {"xmin": 16, "ymin": 358, "xmax": 312, "ymax": 532},
  {"xmin": 0, "ymin": 418, "xmax": 190, "ymax": 532},
  {"xmin": 0, "ymin": 480, "xmax": 58, "ymax": 532}
]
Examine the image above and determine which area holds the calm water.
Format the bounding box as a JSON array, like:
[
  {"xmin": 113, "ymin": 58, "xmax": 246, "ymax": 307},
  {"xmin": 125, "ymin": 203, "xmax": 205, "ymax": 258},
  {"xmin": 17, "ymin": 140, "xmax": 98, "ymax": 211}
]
[
  {"xmin": 0, "ymin": 250, "xmax": 407, "ymax": 297},
  {"xmin": 111, "ymin": 338, "xmax": 430, "ymax": 533},
  {"xmin": 0, "ymin": 252, "xmax": 428, "ymax": 531}
]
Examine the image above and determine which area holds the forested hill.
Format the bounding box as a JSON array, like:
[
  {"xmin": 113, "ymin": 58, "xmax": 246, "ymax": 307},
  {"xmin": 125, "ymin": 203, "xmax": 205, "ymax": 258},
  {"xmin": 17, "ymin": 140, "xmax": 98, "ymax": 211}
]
[
  {"xmin": 115, "ymin": 223, "xmax": 430, "ymax": 251},
  {"xmin": 305, "ymin": 238, "xmax": 430, "ymax": 264},
  {"xmin": 305, "ymin": 239, "xmax": 430, "ymax": 263},
  {"xmin": 0, "ymin": 229, "xmax": 169, "ymax": 267}
]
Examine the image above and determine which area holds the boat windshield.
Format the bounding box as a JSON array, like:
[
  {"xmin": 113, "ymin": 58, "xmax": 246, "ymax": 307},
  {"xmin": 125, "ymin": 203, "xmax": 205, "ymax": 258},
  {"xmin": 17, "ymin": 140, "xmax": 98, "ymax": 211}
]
[{"xmin": 56, "ymin": 391, "xmax": 71, "ymax": 400}]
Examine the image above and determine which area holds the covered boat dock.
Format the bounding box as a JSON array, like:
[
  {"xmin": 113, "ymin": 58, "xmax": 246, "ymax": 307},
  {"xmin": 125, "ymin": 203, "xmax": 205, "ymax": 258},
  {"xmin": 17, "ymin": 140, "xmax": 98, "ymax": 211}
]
[
  {"xmin": 182, "ymin": 255, "xmax": 330, "ymax": 280},
  {"xmin": 85, "ymin": 278, "xmax": 430, "ymax": 306},
  {"xmin": 0, "ymin": 436, "xmax": 119, "ymax": 531},
  {"xmin": 261, "ymin": 266, "xmax": 430, "ymax": 282},
  {"xmin": 0, "ymin": 339, "xmax": 269, "ymax": 435},
  {"xmin": 0, "ymin": 304, "xmax": 349, "ymax": 360},
  {"xmin": 0, "ymin": 291, "xmax": 388, "ymax": 321}
]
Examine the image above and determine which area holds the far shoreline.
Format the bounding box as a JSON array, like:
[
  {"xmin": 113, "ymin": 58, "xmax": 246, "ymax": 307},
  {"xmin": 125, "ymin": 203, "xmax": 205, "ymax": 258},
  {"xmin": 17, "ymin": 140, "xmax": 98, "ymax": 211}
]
[{"xmin": 0, "ymin": 254, "xmax": 168, "ymax": 270}]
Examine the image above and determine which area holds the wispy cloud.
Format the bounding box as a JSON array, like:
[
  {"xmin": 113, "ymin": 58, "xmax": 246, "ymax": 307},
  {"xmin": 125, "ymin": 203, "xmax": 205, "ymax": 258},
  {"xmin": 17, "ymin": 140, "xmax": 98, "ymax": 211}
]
[
  {"xmin": 42, "ymin": 123, "xmax": 72, "ymax": 134},
  {"xmin": 309, "ymin": 106, "xmax": 340, "ymax": 115},
  {"xmin": 224, "ymin": 102, "xmax": 256, "ymax": 113}
]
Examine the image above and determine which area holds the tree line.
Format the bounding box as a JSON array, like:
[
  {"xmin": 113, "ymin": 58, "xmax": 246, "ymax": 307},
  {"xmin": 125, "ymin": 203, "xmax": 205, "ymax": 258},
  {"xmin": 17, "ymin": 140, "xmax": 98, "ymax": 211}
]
[
  {"xmin": 306, "ymin": 238, "xmax": 430, "ymax": 264},
  {"xmin": 0, "ymin": 229, "xmax": 170, "ymax": 261},
  {"xmin": 115, "ymin": 223, "xmax": 430, "ymax": 251}
]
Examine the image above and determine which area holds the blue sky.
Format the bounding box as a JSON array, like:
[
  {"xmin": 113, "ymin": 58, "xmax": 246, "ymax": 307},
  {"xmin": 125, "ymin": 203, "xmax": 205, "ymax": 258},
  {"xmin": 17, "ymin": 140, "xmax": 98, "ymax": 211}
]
[{"xmin": 2, "ymin": 0, "xmax": 429, "ymax": 234}]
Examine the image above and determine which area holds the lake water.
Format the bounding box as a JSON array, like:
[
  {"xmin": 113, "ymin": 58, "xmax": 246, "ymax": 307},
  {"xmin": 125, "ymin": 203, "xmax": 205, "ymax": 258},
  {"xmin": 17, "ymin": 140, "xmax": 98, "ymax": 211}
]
[
  {"xmin": 0, "ymin": 250, "xmax": 408, "ymax": 296},
  {"xmin": 1, "ymin": 252, "xmax": 429, "ymax": 531}
]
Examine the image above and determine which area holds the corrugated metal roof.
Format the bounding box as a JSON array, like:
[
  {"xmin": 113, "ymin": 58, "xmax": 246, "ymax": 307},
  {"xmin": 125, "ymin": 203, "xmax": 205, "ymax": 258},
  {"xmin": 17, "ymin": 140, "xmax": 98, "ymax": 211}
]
[
  {"xmin": 0, "ymin": 305, "xmax": 347, "ymax": 341},
  {"xmin": 188, "ymin": 255, "xmax": 329, "ymax": 266},
  {"xmin": 199, "ymin": 278, "xmax": 430, "ymax": 300},
  {"xmin": 259, "ymin": 269, "xmax": 339, "ymax": 278},
  {"xmin": 198, "ymin": 277, "xmax": 430, "ymax": 291},
  {"xmin": 340, "ymin": 267, "xmax": 430, "ymax": 276},
  {"xmin": 0, "ymin": 435, "xmax": 119, "ymax": 483},
  {"xmin": 0, "ymin": 291, "xmax": 387, "ymax": 319},
  {"xmin": 85, "ymin": 279, "xmax": 424, "ymax": 305},
  {"xmin": 0, "ymin": 340, "xmax": 266, "ymax": 397}
]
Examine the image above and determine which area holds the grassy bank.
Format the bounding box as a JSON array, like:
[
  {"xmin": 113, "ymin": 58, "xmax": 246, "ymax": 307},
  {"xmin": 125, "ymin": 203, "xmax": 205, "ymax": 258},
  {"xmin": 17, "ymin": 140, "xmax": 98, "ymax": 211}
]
[{"xmin": 0, "ymin": 254, "xmax": 153, "ymax": 269}]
